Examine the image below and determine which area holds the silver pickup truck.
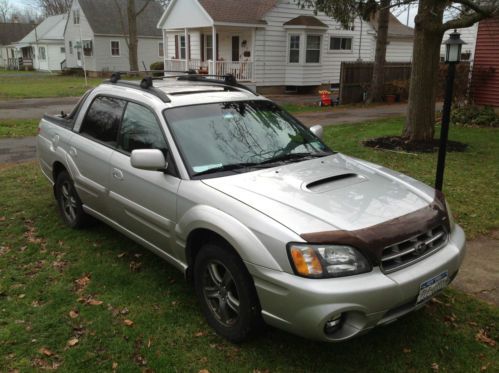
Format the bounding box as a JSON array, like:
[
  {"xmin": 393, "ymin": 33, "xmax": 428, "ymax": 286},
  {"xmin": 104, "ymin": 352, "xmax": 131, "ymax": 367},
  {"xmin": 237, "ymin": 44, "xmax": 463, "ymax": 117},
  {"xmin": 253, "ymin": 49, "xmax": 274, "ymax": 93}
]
[{"xmin": 37, "ymin": 73, "xmax": 466, "ymax": 342}]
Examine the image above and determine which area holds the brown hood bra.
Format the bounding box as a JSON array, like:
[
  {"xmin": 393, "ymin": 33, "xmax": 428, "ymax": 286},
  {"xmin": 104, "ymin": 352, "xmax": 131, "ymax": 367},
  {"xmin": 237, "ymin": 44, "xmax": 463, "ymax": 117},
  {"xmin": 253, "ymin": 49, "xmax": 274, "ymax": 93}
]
[{"xmin": 300, "ymin": 192, "xmax": 450, "ymax": 265}]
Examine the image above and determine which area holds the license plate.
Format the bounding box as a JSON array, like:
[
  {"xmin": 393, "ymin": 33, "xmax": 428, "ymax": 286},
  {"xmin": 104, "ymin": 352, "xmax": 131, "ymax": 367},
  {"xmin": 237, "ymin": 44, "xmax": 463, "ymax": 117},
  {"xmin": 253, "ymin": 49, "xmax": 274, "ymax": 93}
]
[{"xmin": 416, "ymin": 271, "xmax": 449, "ymax": 304}]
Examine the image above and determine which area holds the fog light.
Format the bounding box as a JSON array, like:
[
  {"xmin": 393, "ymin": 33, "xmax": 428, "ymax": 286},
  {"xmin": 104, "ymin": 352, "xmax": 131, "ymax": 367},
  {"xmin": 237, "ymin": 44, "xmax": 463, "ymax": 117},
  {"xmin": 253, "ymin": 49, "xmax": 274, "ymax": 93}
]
[{"xmin": 324, "ymin": 314, "xmax": 343, "ymax": 335}]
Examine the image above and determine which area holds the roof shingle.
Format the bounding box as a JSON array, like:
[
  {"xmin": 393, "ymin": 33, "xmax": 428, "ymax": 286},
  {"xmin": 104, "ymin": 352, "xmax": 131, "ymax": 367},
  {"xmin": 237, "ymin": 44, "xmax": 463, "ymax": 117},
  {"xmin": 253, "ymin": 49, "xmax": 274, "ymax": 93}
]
[
  {"xmin": 370, "ymin": 12, "xmax": 414, "ymax": 39},
  {"xmin": 79, "ymin": 0, "xmax": 162, "ymax": 37},
  {"xmin": 0, "ymin": 23, "xmax": 35, "ymax": 45},
  {"xmin": 198, "ymin": 0, "xmax": 278, "ymax": 24},
  {"xmin": 283, "ymin": 15, "xmax": 328, "ymax": 28}
]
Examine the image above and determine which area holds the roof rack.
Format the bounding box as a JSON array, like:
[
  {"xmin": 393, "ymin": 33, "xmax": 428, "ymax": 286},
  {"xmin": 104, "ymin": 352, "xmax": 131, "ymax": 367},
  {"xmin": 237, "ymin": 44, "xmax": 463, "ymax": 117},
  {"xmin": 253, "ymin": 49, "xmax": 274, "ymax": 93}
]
[{"xmin": 102, "ymin": 69, "xmax": 258, "ymax": 103}]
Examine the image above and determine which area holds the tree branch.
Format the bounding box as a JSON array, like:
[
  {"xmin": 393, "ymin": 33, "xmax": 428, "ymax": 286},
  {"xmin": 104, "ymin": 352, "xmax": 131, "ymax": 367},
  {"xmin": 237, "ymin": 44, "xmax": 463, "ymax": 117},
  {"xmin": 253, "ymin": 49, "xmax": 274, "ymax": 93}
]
[
  {"xmin": 136, "ymin": 0, "xmax": 151, "ymax": 16},
  {"xmin": 113, "ymin": 0, "xmax": 130, "ymax": 48},
  {"xmin": 442, "ymin": 3, "xmax": 499, "ymax": 31}
]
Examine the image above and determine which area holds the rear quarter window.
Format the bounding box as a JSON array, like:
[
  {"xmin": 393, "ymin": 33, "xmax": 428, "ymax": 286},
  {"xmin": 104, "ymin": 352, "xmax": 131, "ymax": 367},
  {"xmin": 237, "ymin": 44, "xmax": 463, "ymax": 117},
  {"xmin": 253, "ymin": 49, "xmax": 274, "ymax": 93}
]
[{"xmin": 80, "ymin": 96, "xmax": 126, "ymax": 146}]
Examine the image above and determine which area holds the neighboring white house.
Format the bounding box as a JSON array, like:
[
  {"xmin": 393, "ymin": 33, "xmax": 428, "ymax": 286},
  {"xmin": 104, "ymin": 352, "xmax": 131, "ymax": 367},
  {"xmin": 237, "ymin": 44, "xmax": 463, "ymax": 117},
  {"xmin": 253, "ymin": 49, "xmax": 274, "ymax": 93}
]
[
  {"xmin": 157, "ymin": 0, "xmax": 415, "ymax": 92},
  {"xmin": 0, "ymin": 23, "xmax": 35, "ymax": 69},
  {"xmin": 64, "ymin": 0, "xmax": 164, "ymax": 74},
  {"xmin": 16, "ymin": 14, "xmax": 67, "ymax": 71},
  {"xmin": 440, "ymin": 24, "xmax": 479, "ymax": 62}
]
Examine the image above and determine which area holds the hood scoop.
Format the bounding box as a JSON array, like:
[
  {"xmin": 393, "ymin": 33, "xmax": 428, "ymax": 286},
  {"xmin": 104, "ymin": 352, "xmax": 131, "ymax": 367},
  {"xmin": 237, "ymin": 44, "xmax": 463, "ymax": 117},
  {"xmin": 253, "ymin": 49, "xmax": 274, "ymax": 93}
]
[{"xmin": 305, "ymin": 173, "xmax": 366, "ymax": 193}]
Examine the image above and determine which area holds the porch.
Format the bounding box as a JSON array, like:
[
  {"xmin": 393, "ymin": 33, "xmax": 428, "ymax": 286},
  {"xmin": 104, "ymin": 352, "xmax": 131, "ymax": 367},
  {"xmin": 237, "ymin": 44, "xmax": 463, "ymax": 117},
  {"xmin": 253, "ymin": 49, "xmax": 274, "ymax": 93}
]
[{"xmin": 163, "ymin": 26, "xmax": 257, "ymax": 82}]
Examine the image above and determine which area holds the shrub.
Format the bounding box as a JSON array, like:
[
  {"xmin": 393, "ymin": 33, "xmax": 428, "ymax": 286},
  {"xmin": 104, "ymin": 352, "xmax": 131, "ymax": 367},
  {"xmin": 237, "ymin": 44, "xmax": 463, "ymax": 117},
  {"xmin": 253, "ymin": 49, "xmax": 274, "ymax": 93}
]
[
  {"xmin": 451, "ymin": 105, "xmax": 499, "ymax": 127},
  {"xmin": 150, "ymin": 61, "xmax": 164, "ymax": 76}
]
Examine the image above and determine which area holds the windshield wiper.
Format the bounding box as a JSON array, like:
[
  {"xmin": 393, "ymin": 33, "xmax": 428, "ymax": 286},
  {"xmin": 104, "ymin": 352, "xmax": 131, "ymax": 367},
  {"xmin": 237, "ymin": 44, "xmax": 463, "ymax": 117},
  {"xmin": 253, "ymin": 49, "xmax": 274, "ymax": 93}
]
[
  {"xmin": 257, "ymin": 152, "xmax": 330, "ymax": 166},
  {"xmin": 192, "ymin": 162, "xmax": 260, "ymax": 177}
]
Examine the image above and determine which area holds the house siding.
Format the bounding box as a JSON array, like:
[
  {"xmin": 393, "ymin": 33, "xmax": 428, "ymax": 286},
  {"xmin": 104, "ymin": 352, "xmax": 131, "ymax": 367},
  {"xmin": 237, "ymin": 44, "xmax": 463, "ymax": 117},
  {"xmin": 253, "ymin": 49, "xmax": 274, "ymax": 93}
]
[
  {"xmin": 255, "ymin": 0, "xmax": 377, "ymax": 87},
  {"xmin": 65, "ymin": 0, "xmax": 96, "ymax": 71},
  {"xmin": 471, "ymin": 18, "xmax": 499, "ymax": 107},
  {"xmin": 440, "ymin": 24, "xmax": 478, "ymax": 61},
  {"xmin": 386, "ymin": 39, "xmax": 413, "ymax": 62}
]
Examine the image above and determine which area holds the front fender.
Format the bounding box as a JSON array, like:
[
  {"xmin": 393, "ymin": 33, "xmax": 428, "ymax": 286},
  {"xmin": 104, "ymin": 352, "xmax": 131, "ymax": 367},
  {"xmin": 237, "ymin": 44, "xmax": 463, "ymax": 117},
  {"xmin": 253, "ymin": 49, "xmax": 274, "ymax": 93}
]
[{"xmin": 174, "ymin": 204, "xmax": 283, "ymax": 271}]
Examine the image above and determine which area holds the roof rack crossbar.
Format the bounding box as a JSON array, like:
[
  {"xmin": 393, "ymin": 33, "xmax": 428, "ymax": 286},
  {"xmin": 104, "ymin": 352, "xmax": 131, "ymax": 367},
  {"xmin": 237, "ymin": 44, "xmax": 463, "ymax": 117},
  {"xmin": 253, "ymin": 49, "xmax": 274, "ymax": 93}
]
[{"xmin": 103, "ymin": 79, "xmax": 171, "ymax": 103}]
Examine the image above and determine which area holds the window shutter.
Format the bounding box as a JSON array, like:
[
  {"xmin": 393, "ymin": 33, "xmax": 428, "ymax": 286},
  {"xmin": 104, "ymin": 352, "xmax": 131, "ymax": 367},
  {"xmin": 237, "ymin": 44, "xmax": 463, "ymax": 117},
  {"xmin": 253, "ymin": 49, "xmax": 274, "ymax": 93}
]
[
  {"xmin": 188, "ymin": 34, "xmax": 191, "ymax": 60},
  {"xmin": 201, "ymin": 34, "xmax": 205, "ymax": 61},
  {"xmin": 216, "ymin": 33, "xmax": 219, "ymax": 60},
  {"xmin": 174, "ymin": 35, "xmax": 179, "ymax": 59}
]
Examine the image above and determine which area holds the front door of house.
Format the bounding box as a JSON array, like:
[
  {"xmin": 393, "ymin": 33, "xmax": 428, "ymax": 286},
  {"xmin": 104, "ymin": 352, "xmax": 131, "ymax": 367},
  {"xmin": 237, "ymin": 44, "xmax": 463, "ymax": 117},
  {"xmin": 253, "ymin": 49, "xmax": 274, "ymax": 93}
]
[{"xmin": 231, "ymin": 36, "xmax": 239, "ymax": 62}]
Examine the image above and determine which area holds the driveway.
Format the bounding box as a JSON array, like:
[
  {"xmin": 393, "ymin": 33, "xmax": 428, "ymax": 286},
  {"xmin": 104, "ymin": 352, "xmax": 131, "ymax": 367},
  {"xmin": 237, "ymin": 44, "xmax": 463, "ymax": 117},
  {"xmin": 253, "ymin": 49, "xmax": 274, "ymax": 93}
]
[{"xmin": 0, "ymin": 97, "xmax": 78, "ymax": 120}]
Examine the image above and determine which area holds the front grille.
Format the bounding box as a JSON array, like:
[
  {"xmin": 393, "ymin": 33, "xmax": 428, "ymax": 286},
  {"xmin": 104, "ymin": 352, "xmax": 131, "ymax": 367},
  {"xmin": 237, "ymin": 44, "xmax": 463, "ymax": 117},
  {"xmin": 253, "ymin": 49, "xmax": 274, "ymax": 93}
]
[{"xmin": 381, "ymin": 226, "xmax": 448, "ymax": 273}]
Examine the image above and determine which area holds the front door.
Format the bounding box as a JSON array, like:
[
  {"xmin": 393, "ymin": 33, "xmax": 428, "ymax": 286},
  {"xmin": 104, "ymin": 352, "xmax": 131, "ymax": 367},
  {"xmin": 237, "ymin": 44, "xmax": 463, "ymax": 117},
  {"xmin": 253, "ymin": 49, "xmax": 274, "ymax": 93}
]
[
  {"xmin": 108, "ymin": 101, "xmax": 180, "ymax": 256},
  {"xmin": 231, "ymin": 36, "xmax": 240, "ymax": 62}
]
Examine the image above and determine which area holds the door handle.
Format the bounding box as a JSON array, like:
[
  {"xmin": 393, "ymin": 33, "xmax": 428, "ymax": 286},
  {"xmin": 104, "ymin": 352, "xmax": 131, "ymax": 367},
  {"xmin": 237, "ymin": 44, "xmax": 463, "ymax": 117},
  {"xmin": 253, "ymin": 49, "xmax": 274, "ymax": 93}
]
[{"xmin": 112, "ymin": 168, "xmax": 124, "ymax": 181}]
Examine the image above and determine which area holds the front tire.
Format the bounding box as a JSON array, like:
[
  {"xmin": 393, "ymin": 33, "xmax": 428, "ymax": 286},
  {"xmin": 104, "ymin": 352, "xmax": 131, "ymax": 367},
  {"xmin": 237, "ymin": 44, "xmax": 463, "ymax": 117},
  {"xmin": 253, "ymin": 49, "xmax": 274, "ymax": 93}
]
[
  {"xmin": 55, "ymin": 170, "xmax": 91, "ymax": 229},
  {"xmin": 194, "ymin": 242, "xmax": 263, "ymax": 343}
]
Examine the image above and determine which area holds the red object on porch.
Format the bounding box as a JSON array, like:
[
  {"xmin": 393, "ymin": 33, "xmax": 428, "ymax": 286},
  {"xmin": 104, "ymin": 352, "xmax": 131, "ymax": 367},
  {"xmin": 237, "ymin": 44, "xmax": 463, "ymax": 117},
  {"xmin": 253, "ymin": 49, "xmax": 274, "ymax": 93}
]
[{"xmin": 320, "ymin": 92, "xmax": 332, "ymax": 106}]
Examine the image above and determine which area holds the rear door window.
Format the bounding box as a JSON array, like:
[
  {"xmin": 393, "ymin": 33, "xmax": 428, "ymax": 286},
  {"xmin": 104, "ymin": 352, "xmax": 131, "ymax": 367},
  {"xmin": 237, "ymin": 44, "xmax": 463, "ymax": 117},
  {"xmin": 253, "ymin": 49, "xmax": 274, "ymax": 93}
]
[{"xmin": 80, "ymin": 96, "xmax": 126, "ymax": 146}]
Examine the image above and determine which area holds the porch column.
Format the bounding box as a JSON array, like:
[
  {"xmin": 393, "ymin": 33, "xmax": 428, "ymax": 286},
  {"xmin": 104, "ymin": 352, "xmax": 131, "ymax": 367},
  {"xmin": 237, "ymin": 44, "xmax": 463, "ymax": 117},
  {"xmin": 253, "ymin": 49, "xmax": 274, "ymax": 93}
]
[
  {"xmin": 211, "ymin": 25, "xmax": 217, "ymax": 75},
  {"xmin": 251, "ymin": 28, "xmax": 256, "ymax": 82},
  {"xmin": 184, "ymin": 28, "xmax": 188, "ymax": 70}
]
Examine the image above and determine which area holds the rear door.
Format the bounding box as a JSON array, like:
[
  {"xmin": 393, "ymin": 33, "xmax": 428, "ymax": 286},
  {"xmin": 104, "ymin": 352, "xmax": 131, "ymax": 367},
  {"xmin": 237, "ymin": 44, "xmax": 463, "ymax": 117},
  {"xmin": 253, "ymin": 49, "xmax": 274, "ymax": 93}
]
[
  {"xmin": 69, "ymin": 95, "xmax": 126, "ymax": 215},
  {"xmin": 107, "ymin": 101, "xmax": 180, "ymax": 255}
]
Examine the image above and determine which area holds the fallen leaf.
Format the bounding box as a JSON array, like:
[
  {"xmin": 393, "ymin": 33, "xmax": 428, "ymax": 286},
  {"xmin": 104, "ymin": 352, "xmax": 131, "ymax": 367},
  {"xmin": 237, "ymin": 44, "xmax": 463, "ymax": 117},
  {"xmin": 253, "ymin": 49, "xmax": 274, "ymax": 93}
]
[
  {"xmin": 195, "ymin": 331, "xmax": 207, "ymax": 337},
  {"xmin": 0, "ymin": 216, "xmax": 6, "ymax": 221},
  {"xmin": 134, "ymin": 253, "xmax": 143, "ymax": 258},
  {"xmin": 39, "ymin": 347, "xmax": 54, "ymax": 357},
  {"xmin": 18, "ymin": 294, "xmax": 26, "ymax": 299},
  {"xmin": 117, "ymin": 252, "xmax": 127, "ymax": 258},
  {"xmin": 67, "ymin": 338, "xmax": 79, "ymax": 347},
  {"xmin": 87, "ymin": 299, "xmax": 103, "ymax": 306},
  {"xmin": 199, "ymin": 370, "xmax": 210, "ymax": 373},
  {"xmin": 123, "ymin": 319, "xmax": 134, "ymax": 326},
  {"xmin": 112, "ymin": 362, "xmax": 118, "ymax": 370},
  {"xmin": 469, "ymin": 321, "xmax": 478, "ymax": 327},
  {"xmin": 475, "ymin": 329, "xmax": 496, "ymax": 347},
  {"xmin": 403, "ymin": 347, "xmax": 411, "ymax": 353},
  {"xmin": 129, "ymin": 261, "xmax": 142, "ymax": 272},
  {"xmin": 481, "ymin": 363, "xmax": 491, "ymax": 371},
  {"xmin": 120, "ymin": 307, "xmax": 129, "ymax": 315},
  {"xmin": 74, "ymin": 275, "xmax": 91, "ymax": 292},
  {"xmin": 431, "ymin": 363, "xmax": 439, "ymax": 371},
  {"xmin": 147, "ymin": 337, "xmax": 152, "ymax": 348},
  {"xmin": 69, "ymin": 310, "xmax": 79, "ymax": 319}
]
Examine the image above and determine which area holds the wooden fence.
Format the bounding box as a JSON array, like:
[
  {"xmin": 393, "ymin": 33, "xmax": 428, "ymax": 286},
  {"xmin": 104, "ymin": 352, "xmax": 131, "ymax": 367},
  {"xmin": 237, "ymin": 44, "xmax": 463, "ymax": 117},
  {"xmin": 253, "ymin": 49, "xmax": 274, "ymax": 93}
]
[{"xmin": 339, "ymin": 61, "xmax": 471, "ymax": 104}]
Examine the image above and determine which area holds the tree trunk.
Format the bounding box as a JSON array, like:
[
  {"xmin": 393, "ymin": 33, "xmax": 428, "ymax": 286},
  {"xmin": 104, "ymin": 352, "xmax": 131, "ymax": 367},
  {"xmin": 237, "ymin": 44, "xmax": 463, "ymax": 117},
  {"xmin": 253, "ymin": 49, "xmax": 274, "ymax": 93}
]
[
  {"xmin": 127, "ymin": 0, "xmax": 139, "ymax": 72},
  {"xmin": 403, "ymin": 0, "xmax": 445, "ymax": 142},
  {"xmin": 368, "ymin": 0, "xmax": 390, "ymax": 104}
]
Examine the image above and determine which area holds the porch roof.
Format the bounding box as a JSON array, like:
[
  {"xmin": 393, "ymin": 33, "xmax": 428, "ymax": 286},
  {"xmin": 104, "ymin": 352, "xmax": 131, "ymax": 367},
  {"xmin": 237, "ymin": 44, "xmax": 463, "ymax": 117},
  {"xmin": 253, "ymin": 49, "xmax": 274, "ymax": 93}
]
[{"xmin": 158, "ymin": 0, "xmax": 278, "ymax": 30}]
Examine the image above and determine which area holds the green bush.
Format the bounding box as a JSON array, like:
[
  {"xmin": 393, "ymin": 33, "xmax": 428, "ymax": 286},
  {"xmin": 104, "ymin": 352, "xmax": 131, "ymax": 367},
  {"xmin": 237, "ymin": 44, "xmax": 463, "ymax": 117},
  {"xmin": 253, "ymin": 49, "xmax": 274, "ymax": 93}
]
[
  {"xmin": 451, "ymin": 105, "xmax": 499, "ymax": 127},
  {"xmin": 149, "ymin": 61, "xmax": 164, "ymax": 76}
]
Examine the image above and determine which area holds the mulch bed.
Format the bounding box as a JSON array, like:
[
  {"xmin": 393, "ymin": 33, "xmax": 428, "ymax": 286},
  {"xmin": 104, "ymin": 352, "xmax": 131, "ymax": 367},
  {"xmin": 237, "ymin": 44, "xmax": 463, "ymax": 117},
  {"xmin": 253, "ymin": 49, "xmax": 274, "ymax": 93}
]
[{"xmin": 363, "ymin": 136, "xmax": 468, "ymax": 153}]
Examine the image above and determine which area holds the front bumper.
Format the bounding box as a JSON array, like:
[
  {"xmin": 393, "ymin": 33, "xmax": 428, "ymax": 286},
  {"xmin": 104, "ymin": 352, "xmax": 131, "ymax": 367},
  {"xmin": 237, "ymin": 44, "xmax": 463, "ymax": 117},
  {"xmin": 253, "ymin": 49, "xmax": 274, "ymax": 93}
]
[{"xmin": 247, "ymin": 224, "xmax": 466, "ymax": 341}]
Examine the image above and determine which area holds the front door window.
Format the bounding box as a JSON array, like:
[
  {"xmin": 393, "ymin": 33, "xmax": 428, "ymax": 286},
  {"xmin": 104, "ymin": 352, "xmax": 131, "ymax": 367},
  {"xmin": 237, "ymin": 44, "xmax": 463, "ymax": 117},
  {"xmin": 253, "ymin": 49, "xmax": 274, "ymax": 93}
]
[{"xmin": 232, "ymin": 36, "xmax": 239, "ymax": 62}]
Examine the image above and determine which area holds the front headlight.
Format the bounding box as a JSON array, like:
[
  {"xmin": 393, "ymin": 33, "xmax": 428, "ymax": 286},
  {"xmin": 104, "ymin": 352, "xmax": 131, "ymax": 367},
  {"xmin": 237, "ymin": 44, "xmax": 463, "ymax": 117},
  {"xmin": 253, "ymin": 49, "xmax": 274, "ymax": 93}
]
[{"xmin": 287, "ymin": 243, "xmax": 371, "ymax": 278}]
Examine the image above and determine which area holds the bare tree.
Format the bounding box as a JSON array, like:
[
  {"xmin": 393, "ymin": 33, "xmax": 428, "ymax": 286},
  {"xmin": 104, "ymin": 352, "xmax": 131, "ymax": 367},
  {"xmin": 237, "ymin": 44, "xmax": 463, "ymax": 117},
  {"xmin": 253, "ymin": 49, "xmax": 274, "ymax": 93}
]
[
  {"xmin": 33, "ymin": 0, "xmax": 72, "ymax": 16},
  {"xmin": 0, "ymin": 0, "xmax": 11, "ymax": 22},
  {"xmin": 113, "ymin": 0, "xmax": 153, "ymax": 72},
  {"xmin": 299, "ymin": 0, "xmax": 499, "ymax": 143},
  {"xmin": 368, "ymin": 0, "xmax": 390, "ymax": 103}
]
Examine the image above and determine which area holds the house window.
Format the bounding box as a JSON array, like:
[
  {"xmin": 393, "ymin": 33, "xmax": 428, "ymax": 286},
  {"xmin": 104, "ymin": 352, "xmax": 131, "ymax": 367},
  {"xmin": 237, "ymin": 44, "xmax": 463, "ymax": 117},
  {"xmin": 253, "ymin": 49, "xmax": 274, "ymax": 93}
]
[
  {"xmin": 306, "ymin": 35, "xmax": 321, "ymax": 63},
  {"xmin": 38, "ymin": 46, "xmax": 46, "ymax": 60},
  {"xmin": 330, "ymin": 37, "xmax": 352, "ymax": 50},
  {"xmin": 111, "ymin": 41, "xmax": 120, "ymax": 56},
  {"xmin": 178, "ymin": 35, "xmax": 186, "ymax": 59},
  {"xmin": 289, "ymin": 35, "xmax": 300, "ymax": 63},
  {"xmin": 83, "ymin": 40, "xmax": 93, "ymax": 56},
  {"xmin": 69, "ymin": 41, "xmax": 73, "ymax": 54},
  {"xmin": 60, "ymin": 47, "xmax": 65, "ymax": 53},
  {"xmin": 205, "ymin": 35, "xmax": 213, "ymax": 60},
  {"xmin": 73, "ymin": 9, "xmax": 79, "ymax": 24},
  {"xmin": 159, "ymin": 41, "xmax": 164, "ymax": 57}
]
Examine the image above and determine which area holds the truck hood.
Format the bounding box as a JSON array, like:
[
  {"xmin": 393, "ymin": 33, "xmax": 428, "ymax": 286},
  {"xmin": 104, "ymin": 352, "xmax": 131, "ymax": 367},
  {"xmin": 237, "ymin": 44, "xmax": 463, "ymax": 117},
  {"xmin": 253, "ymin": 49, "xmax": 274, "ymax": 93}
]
[{"xmin": 202, "ymin": 153, "xmax": 437, "ymax": 236}]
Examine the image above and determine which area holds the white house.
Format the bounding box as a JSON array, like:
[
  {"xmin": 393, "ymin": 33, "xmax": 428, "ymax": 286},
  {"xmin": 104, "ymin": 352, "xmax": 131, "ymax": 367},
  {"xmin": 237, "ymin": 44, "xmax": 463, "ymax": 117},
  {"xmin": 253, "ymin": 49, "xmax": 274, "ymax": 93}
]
[
  {"xmin": 16, "ymin": 14, "xmax": 67, "ymax": 71},
  {"xmin": 157, "ymin": 0, "xmax": 415, "ymax": 93},
  {"xmin": 0, "ymin": 22, "xmax": 35, "ymax": 69},
  {"xmin": 64, "ymin": 0, "xmax": 164, "ymax": 75}
]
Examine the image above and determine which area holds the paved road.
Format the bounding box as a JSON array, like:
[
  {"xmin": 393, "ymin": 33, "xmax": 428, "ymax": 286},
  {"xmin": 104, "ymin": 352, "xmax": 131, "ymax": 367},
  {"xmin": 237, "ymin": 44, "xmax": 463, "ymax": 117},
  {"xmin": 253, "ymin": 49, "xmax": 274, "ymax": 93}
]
[{"xmin": 0, "ymin": 97, "xmax": 79, "ymax": 119}]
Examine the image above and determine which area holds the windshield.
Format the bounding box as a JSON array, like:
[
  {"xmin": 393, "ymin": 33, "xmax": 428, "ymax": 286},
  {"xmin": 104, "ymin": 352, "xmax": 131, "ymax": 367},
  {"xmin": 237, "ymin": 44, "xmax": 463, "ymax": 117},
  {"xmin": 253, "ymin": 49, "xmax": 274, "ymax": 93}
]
[{"xmin": 164, "ymin": 101, "xmax": 333, "ymax": 177}]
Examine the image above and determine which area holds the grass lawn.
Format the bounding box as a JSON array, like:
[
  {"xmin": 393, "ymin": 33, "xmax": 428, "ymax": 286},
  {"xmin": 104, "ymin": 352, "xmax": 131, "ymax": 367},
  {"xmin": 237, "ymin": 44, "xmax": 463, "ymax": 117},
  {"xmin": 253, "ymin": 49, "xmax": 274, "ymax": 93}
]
[
  {"xmin": 0, "ymin": 119, "xmax": 39, "ymax": 138},
  {"xmin": 0, "ymin": 71, "xmax": 102, "ymax": 99},
  {"xmin": 0, "ymin": 119, "xmax": 497, "ymax": 372}
]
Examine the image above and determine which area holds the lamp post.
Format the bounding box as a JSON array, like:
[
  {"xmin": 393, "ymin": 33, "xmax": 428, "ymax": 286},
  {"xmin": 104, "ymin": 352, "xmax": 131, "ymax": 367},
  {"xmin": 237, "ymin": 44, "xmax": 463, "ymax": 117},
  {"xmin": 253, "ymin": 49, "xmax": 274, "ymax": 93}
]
[{"xmin": 435, "ymin": 30, "xmax": 465, "ymax": 191}]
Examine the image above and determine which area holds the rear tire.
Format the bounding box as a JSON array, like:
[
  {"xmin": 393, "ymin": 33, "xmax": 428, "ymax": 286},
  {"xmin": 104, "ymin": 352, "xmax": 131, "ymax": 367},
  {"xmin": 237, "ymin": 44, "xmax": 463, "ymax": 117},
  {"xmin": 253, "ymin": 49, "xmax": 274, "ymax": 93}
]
[
  {"xmin": 54, "ymin": 170, "xmax": 91, "ymax": 229},
  {"xmin": 194, "ymin": 242, "xmax": 263, "ymax": 343}
]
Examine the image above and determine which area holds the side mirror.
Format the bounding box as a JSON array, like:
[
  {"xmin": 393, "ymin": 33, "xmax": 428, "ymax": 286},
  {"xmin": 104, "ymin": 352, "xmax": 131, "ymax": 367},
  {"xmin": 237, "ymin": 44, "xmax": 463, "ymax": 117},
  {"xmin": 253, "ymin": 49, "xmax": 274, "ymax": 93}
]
[
  {"xmin": 130, "ymin": 149, "xmax": 167, "ymax": 171},
  {"xmin": 310, "ymin": 124, "xmax": 324, "ymax": 139}
]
